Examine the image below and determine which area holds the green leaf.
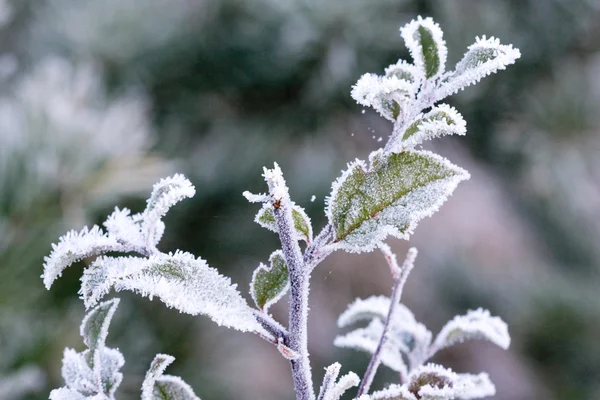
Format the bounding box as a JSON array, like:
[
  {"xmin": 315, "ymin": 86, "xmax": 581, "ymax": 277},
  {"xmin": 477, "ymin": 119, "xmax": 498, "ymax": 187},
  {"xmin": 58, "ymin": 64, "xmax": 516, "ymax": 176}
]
[
  {"xmin": 417, "ymin": 26, "xmax": 440, "ymax": 79},
  {"xmin": 398, "ymin": 104, "xmax": 466, "ymax": 149},
  {"xmin": 250, "ymin": 250, "xmax": 289, "ymax": 311},
  {"xmin": 255, "ymin": 203, "xmax": 313, "ymax": 242},
  {"xmin": 400, "ymin": 17, "xmax": 447, "ymax": 80},
  {"xmin": 327, "ymin": 150, "xmax": 469, "ymax": 252},
  {"xmin": 80, "ymin": 298, "xmax": 120, "ymax": 366}
]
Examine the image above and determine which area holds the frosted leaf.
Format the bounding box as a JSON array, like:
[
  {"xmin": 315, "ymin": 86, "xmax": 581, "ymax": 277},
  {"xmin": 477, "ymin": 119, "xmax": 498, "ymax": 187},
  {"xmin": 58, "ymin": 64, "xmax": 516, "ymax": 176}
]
[
  {"xmin": 151, "ymin": 376, "xmax": 200, "ymax": 400},
  {"xmin": 384, "ymin": 59, "xmax": 422, "ymax": 84},
  {"xmin": 80, "ymin": 299, "xmax": 120, "ymax": 362},
  {"xmin": 327, "ymin": 149, "xmax": 469, "ymax": 252},
  {"xmin": 395, "ymin": 104, "xmax": 466, "ymax": 150},
  {"xmin": 407, "ymin": 364, "xmax": 496, "ymax": 400},
  {"xmin": 142, "ymin": 354, "xmax": 200, "ymax": 400},
  {"xmin": 42, "ymin": 225, "xmax": 127, "ymax": 289},
  {"xmin": 337, "ymin": 296, "xmax": 392, "ymax": 328},
  {"xmin": 351, "ymin": 73, "xmax": 414, "ymax": 121},
  {"xmin": 96, "ymin": 348, "xmax": 125, "ymax": 397},
  {"xmin": 242, "ymin": 191, "xmax": 270, "ymax": 204},
  {"xmin": 254, "ymin": 202, "xmax": 313, "ymax": 242},
  {"xmin": 327, "ymin": 371, "xmax": 360, "ymax": 400},
  {"xmin": 80, "ymin": 251, "xmax": 269, "ymax": 337},
  {"xmin": 61, "ymin": 349, "xmax": 96, "ymax": 396},
  {"xmin": 49, "ymin": 388, "xmax": 88, "ymax": 400},
  {"xmin": 334, "ymin": 319, "xmax": 408, "ymax": 375},
  {"xmin": 317, "ymin": 363, "xmax": 340, "ymax": 400},
  {"xmin": 317, "ymin": 363, "xmax": 360, "ymax": 400},
  {"xmin": 103, "ymin": 207, "xmax": 145, "ymax": 249},
  {"xmin": 142, "ymin": 353, "xmax": 175, "ymax": 399},
  {"xmin": 431, "ymin": 308, "xmax": 510, "ymax": 354},
  {"xmin": 400, "ymin": 17, "xmax": 447, "ymax": 80},
  {"xmin": 141, "ymin": 174, "xmax": 195, "ymax": 250},
  {"xmin": 250, "ymin": 250, "xmax": 289, "ymax": 311},
  {"xmin": 364, "ymin": 384, "xmax": 417, "ymax": 400},
  {"xmin": 436, "ymin": 36, "xmax": 521, "ymax": 102}
]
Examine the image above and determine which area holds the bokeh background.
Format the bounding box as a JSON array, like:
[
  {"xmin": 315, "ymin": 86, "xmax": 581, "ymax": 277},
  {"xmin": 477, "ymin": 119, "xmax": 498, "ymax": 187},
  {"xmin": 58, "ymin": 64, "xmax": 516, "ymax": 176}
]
[{"xmin": 1, "ymin": 0, "xmax": 600, "ymax": 399}]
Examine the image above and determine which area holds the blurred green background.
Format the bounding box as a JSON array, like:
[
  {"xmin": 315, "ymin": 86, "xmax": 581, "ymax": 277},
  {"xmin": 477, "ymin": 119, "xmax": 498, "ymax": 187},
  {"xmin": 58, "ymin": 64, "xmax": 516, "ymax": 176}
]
[{"xmin": 1, "ymin": 0, "xmax": 600, "ymax": 399}]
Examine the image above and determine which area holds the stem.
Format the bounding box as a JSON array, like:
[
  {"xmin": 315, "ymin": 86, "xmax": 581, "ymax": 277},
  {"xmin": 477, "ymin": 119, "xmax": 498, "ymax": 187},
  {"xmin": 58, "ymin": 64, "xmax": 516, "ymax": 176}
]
[
  {"xmin": 273, "ymin": 200, "xmax": 314, "ymax": 400},
  {"xmin": 356, "ymin": 247, "xmax": 417, "ymax": 397}
]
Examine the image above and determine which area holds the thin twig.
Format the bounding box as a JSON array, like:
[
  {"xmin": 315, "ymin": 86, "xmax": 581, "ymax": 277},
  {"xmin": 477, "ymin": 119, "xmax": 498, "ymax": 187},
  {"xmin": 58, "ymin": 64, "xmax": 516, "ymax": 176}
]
[
  {"xmin": 264, "ymin": 164, "xmax": 315, "ymax": 400},
  {"xmin": 356, "ymin": 246, "xmax": 417, "ymax": 397}
]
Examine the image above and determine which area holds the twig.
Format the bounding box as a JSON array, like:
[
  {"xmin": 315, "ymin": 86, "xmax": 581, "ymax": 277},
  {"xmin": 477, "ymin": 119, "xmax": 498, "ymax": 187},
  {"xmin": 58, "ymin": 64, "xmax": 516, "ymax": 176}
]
[
  {"xmin": 264, "ymin": 163, "xmax": 315, "ymax": 400},
  {"xmin": 355, "ymin": 246, "xmax": 417, "ymax": 397}
]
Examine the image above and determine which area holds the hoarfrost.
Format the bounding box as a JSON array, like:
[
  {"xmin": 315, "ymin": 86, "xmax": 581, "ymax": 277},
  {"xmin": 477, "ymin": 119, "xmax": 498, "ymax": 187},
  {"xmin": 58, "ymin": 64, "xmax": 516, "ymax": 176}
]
[{"xmin": 250, "ymin": 250, "xmax": 290, "ymax": 311}]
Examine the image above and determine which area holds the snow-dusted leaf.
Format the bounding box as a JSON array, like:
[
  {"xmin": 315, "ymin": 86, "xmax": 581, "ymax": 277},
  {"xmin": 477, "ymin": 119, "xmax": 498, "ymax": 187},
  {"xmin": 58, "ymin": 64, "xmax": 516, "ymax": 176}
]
[
  {"xmin": 80, "ymin": 251, "xmax": 269, "ymax": 337},
  {"xmin": 42, "ymin": 225, "xmax": 126, "ymax": 289},
  {"xmin": 60, "ymin": 347, "xmax": 124, "ymax": 398},
  {"xmin": 327, "ymin": 371, "xmax": 360, "ymax": 400},
  {"xmin": 436, "ymin": 36, "xmax": 521, "ymax": 102},
  {"xmin": 396, "ymin": 104, "xmax": 466, "ymax": 150},
  {"xmin": 49, "ymin": 388, "xmax": 87, "ymax": 400},
  {"xmin": 102, "ymin": 207, "xmax": 158, "ymax": 249},
  {"xmin": 327, "ymin": 149, "xmax": 469, "ymax": 252},
  {"xmin": 351, "ymin": 73, "xmax": 414, "ymax": 121},
  {"xmin": 250, "ymin": 250, "xmax": 289, "ymax": 311},
  {"xmin": 255, "ymin": 203, "xmax": 313, "ymax": 242},
  {"xmin": 142, "ymin": 354, "xmax": 200, "ymax": 400},
  {"xmin": 61, "ymin": 349, "xmax": 96, "ymax": 396},
  {"xmin": 363, "ymin": 384, "xmax": 417, "ymax": 400},
  {"xmin": 400, "ymin": 17, "xmax": 447, "ymax": 80},
  {"xmin": 431, "ymin": 308, "xmax": 510, "ymax": 354},
  {"xmin": 96, "ymin": 348, "xmax": 125, "ymax": 397},
  {"xmin": 334, "ymin": 319, "xmax": 408, "ymax": 375},
  {"xmin": 385, "ymin": 59, "xmax": 421, "ymax": 83},
  {"xmin": 337, "ymin": 296, "xmax": 392, "ymax": 328},
  {"xmin": 317, "ymin": 363, "xmax": 340, "ymax": 400},
  {"xmin": 317, "ymin": 363, "xmax": 360, "ymax": 400},
  {"xmin": 141, "ymin": 174, "xmax": 195, "ymax": 249},
  {"xmin": 152, "ymin": 376, "xmax": 200, "ymax": 400},
  {"xmin": 80, "ymin": 299, "xmax": 120, "ymax": 361},
  {"xmin": 407, "ymin": 364, "xmax": 495, "ymax": 400}
]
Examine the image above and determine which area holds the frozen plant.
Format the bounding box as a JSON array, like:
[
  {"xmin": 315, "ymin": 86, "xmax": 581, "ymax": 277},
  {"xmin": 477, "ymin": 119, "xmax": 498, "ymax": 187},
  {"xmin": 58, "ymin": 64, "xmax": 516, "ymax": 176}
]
[{"xmin": 42, "ymin": 17, "xmax": 520, "ymax": 400}]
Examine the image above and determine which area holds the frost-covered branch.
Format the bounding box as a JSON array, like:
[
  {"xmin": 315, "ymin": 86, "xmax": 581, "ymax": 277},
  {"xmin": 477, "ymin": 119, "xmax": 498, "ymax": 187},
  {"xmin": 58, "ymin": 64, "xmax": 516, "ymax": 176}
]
[
  {"xmin": 356, "ymin": 247, "xmax": 417, "ymax": 397},
  {"xmin": 262, "ymin": 163, "xmax": 315, "ymax": 400}
]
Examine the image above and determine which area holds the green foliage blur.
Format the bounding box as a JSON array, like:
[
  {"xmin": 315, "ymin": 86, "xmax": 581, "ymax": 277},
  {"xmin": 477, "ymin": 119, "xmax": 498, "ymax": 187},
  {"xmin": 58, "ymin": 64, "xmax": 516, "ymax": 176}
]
[{"xmin": 1, "ymin": 0, "xmax": 600, "ymax": 399}]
